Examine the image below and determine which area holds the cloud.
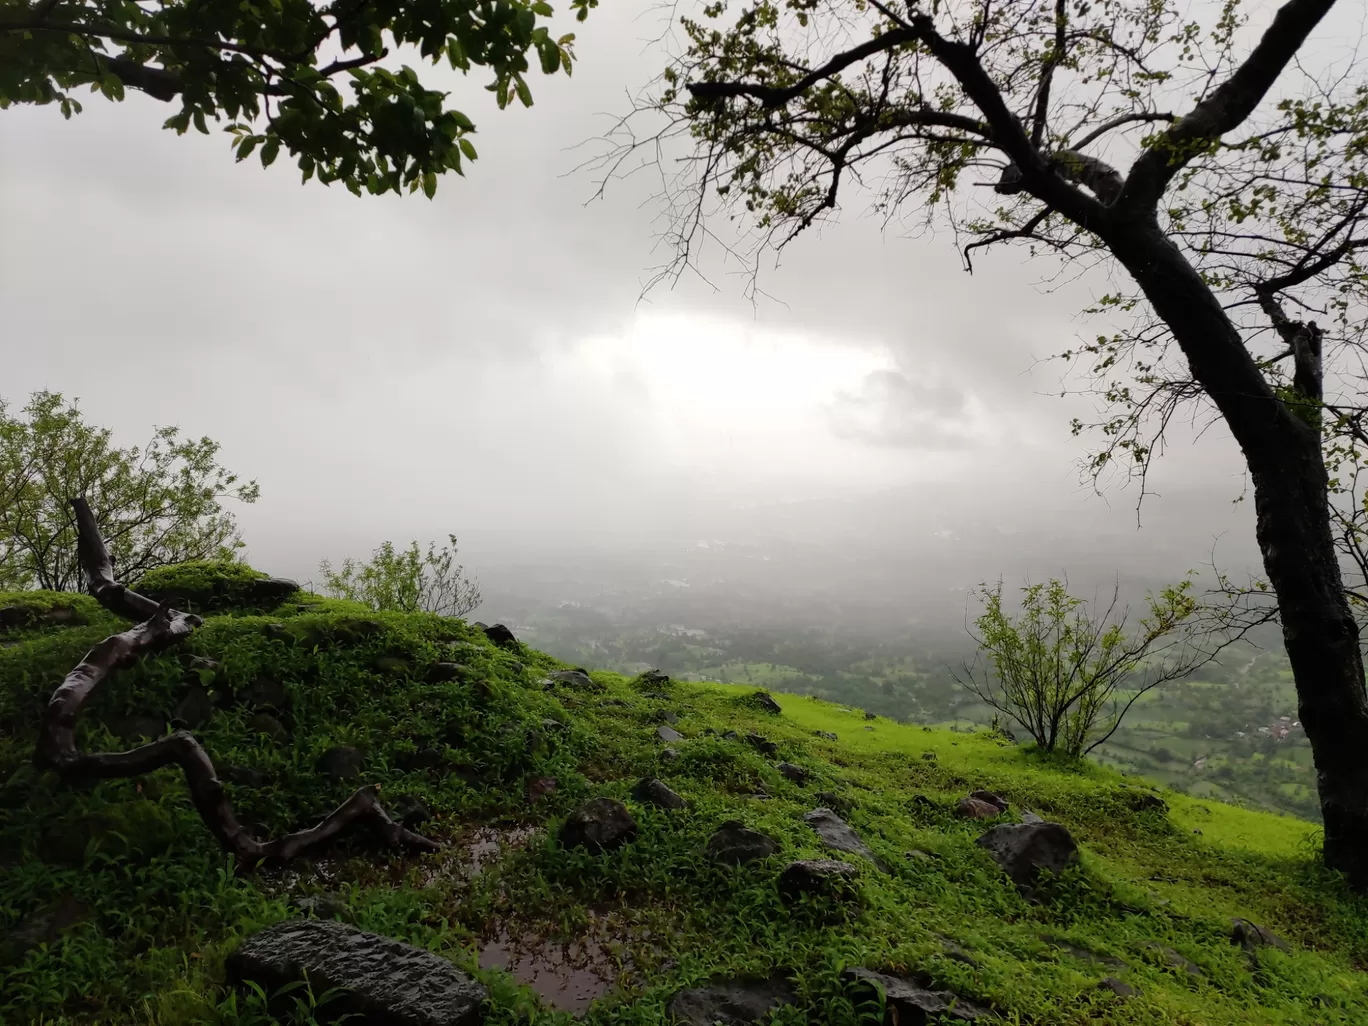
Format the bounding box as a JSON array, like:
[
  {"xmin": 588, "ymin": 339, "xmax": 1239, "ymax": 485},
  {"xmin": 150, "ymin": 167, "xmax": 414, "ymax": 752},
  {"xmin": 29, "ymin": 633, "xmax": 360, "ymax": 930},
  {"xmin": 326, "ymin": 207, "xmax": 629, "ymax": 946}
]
[{"xmin": 825, "ymin": 369, "xmax": 984, "ymax": 449}]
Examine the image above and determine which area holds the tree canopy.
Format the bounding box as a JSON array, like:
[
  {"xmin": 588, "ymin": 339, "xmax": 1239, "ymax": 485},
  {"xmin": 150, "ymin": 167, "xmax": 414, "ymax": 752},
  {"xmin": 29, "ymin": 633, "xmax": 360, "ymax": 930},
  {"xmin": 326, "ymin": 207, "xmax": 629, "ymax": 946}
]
[{"xmin": 0, "ymin": 0, "xmax": 595, "ymax": 196}]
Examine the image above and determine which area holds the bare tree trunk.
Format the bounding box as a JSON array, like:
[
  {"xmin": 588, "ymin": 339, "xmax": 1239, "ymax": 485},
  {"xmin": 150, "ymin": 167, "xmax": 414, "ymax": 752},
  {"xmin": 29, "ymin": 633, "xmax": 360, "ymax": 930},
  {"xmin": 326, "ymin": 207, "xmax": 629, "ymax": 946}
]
[{"xmin": 33, "ymin": 497, "xmax": 442, "ymax": 868}]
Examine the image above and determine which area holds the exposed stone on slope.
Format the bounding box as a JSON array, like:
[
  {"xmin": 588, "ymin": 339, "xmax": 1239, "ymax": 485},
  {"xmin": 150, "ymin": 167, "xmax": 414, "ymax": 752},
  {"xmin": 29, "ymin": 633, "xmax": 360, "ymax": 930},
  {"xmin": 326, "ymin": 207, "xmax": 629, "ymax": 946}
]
[
  {"xmin": 814, "ymin": 730, "xmax": 838, "ymax": 740},
  {"xmin": 546, "ymin": 669, "xmax": 596, "ymax": 689},
  {"xmin": 841, "ymin": 968, "xmax": 993, "ymax": 1023},
  {"xmin": 172, "ymin": 685, "xmax": 215, "ymax": 729},
  {"xmin": 1231, "ymin": 918, "xmax": 1290, "ymax": 956},
  {"xmin": 318, "ymin": 746, "xmax": 365, "ymax": 781},
  {"xmin": 1097, "ymin": 977, "xmax": 1136, "ymax": 998},
  {"xmin": 707, "ymin": 821, "xmax": 779, "ymax": 865},
  {"xmin": 745, "ymin": 733, "xmax": 778, "ymax": 757},
  {"xmin": 559, "ymin": 798, "xmax": 637, "ymax": 854},
  {"xmin": 975, "ymin": 822, "xmax": 1078, "ymax": 891},
  {"xmin": 777, "ymin": 762, "xmax": 809, "ymax": 784},
  {"xmin": 668, "ymin": 974, "xmax": 796, "ymax": 1026},
  {"xmin": 478, "ymin": 623, "xmax": 518, "ymax": 648},
  {"xmin": 657, "ymin": 725, "xmax": 684, "ymax": 743},
  {"xmin": 803, "ymin": 808, "xmax": 890, "ymax": 873},
  {"xmin": 750, "ymin": 691, "xmax": 783, "ymax": 714},
  {"xmin": 227, "ymin": 918, "xmax": 487, "ymax": 1026},
  {"xmin": 0, "ymin": 895, "xmax": 87, "ymax": 967},
  {"xmin": 632, "ymin": 777, "xmax": 686, "ymax": 810},
  {"xmin": 956, "ymin": 797, "xmax": 1003, "ymax": 820},
  {"xmin": 777, "ymin": 859, "xmax": 858, "ymax": 899},
  {"xmin": 968, "ymin": 790, "xmax": 1008, "ymax": 812}
]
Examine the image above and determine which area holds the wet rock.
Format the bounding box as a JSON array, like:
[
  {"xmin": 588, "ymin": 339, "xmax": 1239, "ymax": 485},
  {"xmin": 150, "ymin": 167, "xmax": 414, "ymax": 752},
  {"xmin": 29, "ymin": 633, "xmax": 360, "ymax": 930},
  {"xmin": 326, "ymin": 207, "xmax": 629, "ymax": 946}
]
[
  {"xmin": 547, "ymin": 669, "xmax": 596, "ymax": 689},
  {"xmin": 1097, "ymin": 977, "xmax": 1136, "ymax": 998},
  {"xmin": 657, "ymin": 725, "xmax": 684, "ymax": 743},
  {"xmin": 707, "ymin": 821, "xmax": 779, "ymax": 865},
  {"xmin": 528, "ymin": 776, "xmax": 558, "ymax": 801},
  {"xmin": 956, "ymin": 797, "xmax": 1004, "ymax": 820},
  {"xmin": 427, "ymin": 662, "xmax": 471, "ymax": 683},
  {"xmin": 317, "ymin": 746, "xmax": 365, "ymax": 781},
  {"xmin": 750, "ymin": 691, "xmax": 782, "ymax": 714},
  {"xmin": 969, "ymin": 790, "xmax": 1008, "ymax": 812},
  {"xmin": 975, "ymin": 822, "xmax": 1079, "ymax": 891},
  {"xmin": 1231, "ymin": 919, "xmax": 1290, "ymax": 956},
  {"xmin": 387, "ymin": 795, "xmax": 432, "ymax": 830},
  {"xmin": 219, "ymin": 763, "xmax": 272, "ymax": 788},
  {"xmin": 814, "ymin": 731, "xmax": 838, "ymax": 741},
  {"xmin": 778, "ymin": 859, "xmax": 858, "ymax": 900},
  {"xmin": 777, "ymin": 763, "xmax": 809, "ymax": 784},
  {"xmin": 1019, "ymin": 810, "xmax": 1045, "ymax": 825},
  {"xmin": 480, "ymin": 623, "xmax": 519, "ymax": 648},
  {"xmin": 803, "ymin": 808, "xmax": 890, "ymax": 873},
  {"xmin": 0, "ymin": 895, "xmax": 87, "ymax": 967},
  {"xmin": 559, "ymin": 798, "xmax": 637, "ymax": 854},
  {"xmin": 816, "ymin": 791, "xmax": 852, "ymax": 815},
  {"xmin": 244, "ymin": 676, "xmax": 289, "ymax": 710},
  {"xmin": 632, "ymin": 778, "xmax": 686, "ymax": 810},
  {"xmin": 187, "ymin": 655, "xmax": 221, "ymax": 678},
  {"xmin": 865, "ymin": 711, "xmax": 877, "ymax": 721},
  {"xmin": 172, "ymin": 685, "xmax": 215, "ymax": 729},
  {"xmin": 249, "ymin": 712, "xmax": 289, "ymax": 743},
  {"xmin": 921, "ymin": 752, "xmax": 937, "ymax": 761},
  {"xmin": 661, "ymin": 748, "xmax": 680, "ymax": 762},
  {"xmin": 657, "ymin": 710, "xmax": 679, "ymax": 725},
  {"xmin": 842, "ymin": 968, "xmax": 992, "ymax": 1023},
  {"xmin": 1141, "ymin": 942, "xmax": 1204, "ymax": 978},
  {"xmin": 228, "ymin": 918, "xmax": 487, "ymax": 1026},
  {"xmin": 639, "ymin": 669, "xmax": 671, "ymax": 686},
  {"xmin": 106, "ymin": 713, "xmax": 166, "ymax": 743},
  {"xmin": 668, "ymin": 974, "xmax": 796, "ymax": 1026},
  {"xmin": 291, "ymin": 893, "xmax": 349, "ymax": 920},
  {"xmin": 745, "ymin": 733, "xmax": 778, "ymax": 758}
]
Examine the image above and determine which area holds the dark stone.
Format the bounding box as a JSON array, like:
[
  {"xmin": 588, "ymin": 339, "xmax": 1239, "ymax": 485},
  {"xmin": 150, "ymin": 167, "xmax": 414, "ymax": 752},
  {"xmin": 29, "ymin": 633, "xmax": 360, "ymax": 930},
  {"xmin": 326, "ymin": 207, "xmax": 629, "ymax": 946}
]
[
  {"xmin": 40, "ymin": 801, "xmax": 177, "ymax": 867},
  {"xmin": 816, "ymin": 791, "xmax": 852, "ymax": 815},
  {"xmin": 227, "ymin": 918, "xmax": 487, "ymax": 1026},
  {"xmin": 934, "ymin": 935, "xmax": 978, "ymax": 967},
  {"xmin": 975, "ymin": 822, "xmax": 1079, "ymax": 891},
  {"xmin": 528, "ymin": 775, "xmax": 558, "ymax": 800},
  {"xmin": 540, "ymin": 718, "xmax": 568, "ymax": 732},
  {"xmin": 372, "ymin": 655, "xmax": 412, "ymax": 675},
  {"xmin": 865, "ymin": 711, "xmax": 877, "ymax": 720},
  {"xmin": 1049, "ymin": 940, "xmax": 1127, "ymax": 970},
  {"xmin": 187, "ymin": 655, "xmax": 221, "ymax": 677},
  {"xmin": 803, "ymin": 808, "xmax": 890, "ymax": 873},
  {"xmin": 602, "ymin": 698, "xmax": 630, "ymax": 707},
  {"xmin": 387, "ymin": 795, "xmax": 432, "ymax": 830},
  {"xmin": 245, "ymin": 676, "xmax": 289, "ymax": 711},
  {"xmin": 642, "ymin": 690, "xmax": 671, "ymax": 700},
  {"xmin": 172, "ymin": 685, "xmax": 215, "ymax": 729},
  {"xmin": 722, "ymin": 730, "xmax": 740, "ymax": 741},
  {"xmin": 777, "ymin": 762, "xmax": 809, "ymax": 784},
  {"xmin": 657, "ymin": 725, "xmax": 684, "ymax": 743},
  {"xmin": 559, "ymin": 798, "xmax": 637, "ymax": 854},
  {"xmin": 668, "ymin": 974, "xmax": 796, "ymax": 1026},
  {"xmin": 864, "ymin": 725, "xmax": 875, "ymax": 731},
  {"xmin": 1140, "ymin": 942, "xmax": 1204, "ymax": 978},
  {"xmin": 1121, "ymin": 789, "xmax": 1168, "ymax": 813},
  {"xmin": 219, "ymin": 763, "xmax": 272, "ymax": 788},
  {"xmin": 639, "ymin": 669, "xmax": 671, "ymax": 686},
  {"xmin": 427, "ymin": 662, "xmax": 471, "ymax": 683},
  {"xmin": 1231, "ymin": 919, "xmax": 1290, "ymax": 956},
  {"xmin": 546, "ymin": 669, "xmax": 597, "ymax": 689},
  {"xmin": 661, "ymin": 748, "xmax": 680, "ymax": 762},
  {"xmin": 745, "ymin": 733, "xmax": 778, "ymax": 758},
  {"xmin": 906, "ymin": 849, "xmax": 936, "ymax": 863},
  {"xmin": 291, "ymin": 894, "xmax": 349, "ymax": 920},
  {"xmin": 750, "ymin": 691, "xmax": 782, "ymax": 714},
  {"xmin": 842, "ymin": 968, "xmax": 992, "ymax": 1023},
  {"xmin": 106, "ymin": 713, "xmax": 166, "ymax": 743},
  {"xmin": 921, "ymin": 752, "xmax": 937, "ymax": 761},
  {"xmin": 317, "ymin": 746, "xmax": 365, "ymax": 781},
  {"xmin": 1019, "ymin": 810, "xmax": 1045, "ymax": 825},
  {"xmin": 264, "ymin": 622, "xmax": 290, "ymax": 640},
  {"xmin": 778, "ymin": 859, "xmax": 858, "ymax": 900},
  {"xmin": 481, "ymin": 623, "xmax": 518, "ymax": 648},
  {"xmin": 0, "ymin": 895, "xmax": 87, "ymax": 967},
  {"xmin": 632, "ymin": 777, "xmax": 686, "ymax": 810},
  {"xmin": 814, "ymin": 731, "xmax": 838, "ymax": 741},
  {"xmin": 969, "ymin": 790, "xmax": 1008, "ymax": 812},
  {"xmin": 248, "ymin": 712, "xmax": 289, "ymax": 742},
  {"xmin": 956, "ymin": 797, "xmax": 1003, "ymax": 820},
  {"xmin": 658, "ymin": 710, "xmax": 679, "ymax": 725},
  {"xmin": 1097, "ymin": 978, "xmax": 1136, "ymax": 998},
  {"xmin": 253, "ymin": 578, "xmax": 301, "ymax": 605},
  {"xmin": 707, "ymin": 821, "xmax": 779, "ymax": 865}
]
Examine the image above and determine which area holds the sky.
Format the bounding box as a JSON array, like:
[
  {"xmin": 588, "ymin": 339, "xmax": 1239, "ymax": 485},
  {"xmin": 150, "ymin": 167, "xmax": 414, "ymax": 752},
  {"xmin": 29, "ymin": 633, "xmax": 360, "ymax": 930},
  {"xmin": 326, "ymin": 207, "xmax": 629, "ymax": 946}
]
[{"xmin": 0, "ymin": 0, "xmax": 1286, "ymax": 605}]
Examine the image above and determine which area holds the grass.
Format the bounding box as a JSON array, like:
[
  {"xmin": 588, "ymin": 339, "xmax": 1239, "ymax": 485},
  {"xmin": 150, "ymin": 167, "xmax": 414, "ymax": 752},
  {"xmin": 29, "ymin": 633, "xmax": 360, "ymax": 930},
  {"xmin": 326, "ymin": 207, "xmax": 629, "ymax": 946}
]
[{"xmin": 1, "ymin": 585, "xmax": 1366, "ymax": 1026}]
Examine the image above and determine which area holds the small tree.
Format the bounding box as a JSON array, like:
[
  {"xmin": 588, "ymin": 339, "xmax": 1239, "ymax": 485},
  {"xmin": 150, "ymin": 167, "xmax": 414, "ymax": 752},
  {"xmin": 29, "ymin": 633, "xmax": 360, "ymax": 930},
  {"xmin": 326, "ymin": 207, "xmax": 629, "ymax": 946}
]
[
  {"xmin": 0, "ymin": 391, "xmax": 259, "ymax": 592},
  {"xmin": 955, "ymin": 577, "xmax": 1203, "ymax": 759},
  {"xmin": 319, "ymin": 536, "xmax": 481, "ymax": 618}
]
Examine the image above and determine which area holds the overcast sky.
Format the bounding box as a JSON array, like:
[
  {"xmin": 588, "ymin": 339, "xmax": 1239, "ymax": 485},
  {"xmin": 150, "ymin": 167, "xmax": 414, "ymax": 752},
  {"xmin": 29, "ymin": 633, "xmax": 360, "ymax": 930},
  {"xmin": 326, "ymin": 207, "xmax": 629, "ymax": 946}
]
[{"xmin": 0, "ymin": 0, "xmax": 1285, "ymax": 594}]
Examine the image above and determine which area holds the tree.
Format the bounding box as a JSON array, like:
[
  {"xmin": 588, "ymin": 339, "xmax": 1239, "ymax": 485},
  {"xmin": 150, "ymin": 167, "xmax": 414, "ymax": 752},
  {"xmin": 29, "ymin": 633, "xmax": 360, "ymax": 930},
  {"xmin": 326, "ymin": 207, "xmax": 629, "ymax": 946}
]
[
  {"xmin": 955, "ymin": 577, "xmax": 1202, "ymax": 759},
  {"xmin": 319, "ymin": 535, "xmax": 481, "ymax": 618},
  {"xmin": 0, "ymin": 0, "xmax": 595, "ymax": 197},
  {"xmin": 612, "ymin": 0, "xmax": 1368, "ymax": 884},
  {"xmin": 0, "ymin": 391, "xmax": 258, "ymax": 592}
]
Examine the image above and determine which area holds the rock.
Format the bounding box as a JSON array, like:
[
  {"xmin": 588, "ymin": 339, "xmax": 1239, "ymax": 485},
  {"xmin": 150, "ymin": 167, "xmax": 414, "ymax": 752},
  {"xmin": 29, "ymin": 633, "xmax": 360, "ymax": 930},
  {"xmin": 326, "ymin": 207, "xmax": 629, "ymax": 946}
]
[
  {"xmin": 707, "ymin": 821, "xmax": 779, "ymax": 865},
  {"xmin": 291, "ymin": 893, "xmax": 349, "ymax": 920},
  {"xmin": 1231, "ymin": 918, "xmax": 1290, "ymax": 955},
  {"xmin": 921, "ymin": 752, "xmax": 937, "ymax": 761},
  {"xmin": 745, "ymin": 733, "xmax": 778, "ymax": 758},
  {"xmin": 1097, "ymin": 978, "xmax": 1135, "ymax": 998},
  {"xmin": 668, "ymin": 974, "xmax": 796, "ymax": 1026},
  {"xmin": 540, "ymin": 718, "xmax": 568, "ymax": 733},
  {"xmin": 172, "ymin": 685, "xmax": 215, "ymax": 729},
  {"xmin": 386, "ymin": 795, "xmax": 432, "ymax": 830},
  {"xmin": 906, "ymin": 849, "xmax": 936, "ymax": 863},
  {"xmin": 865, "ymin": 711, "xmax": 877, "ymax": 720},
  {"xmin": 639, "ymin": 669, "xmax": 671, "ymax": 686},
  {"xmin": 969, "ymin": 790, "xmax": 1009, "ymax": 812},
  {"xmin": 398, "ymin": 747, "xmax": 445, "ymax": 772},
  {"xmin": 1049, "ymin": 940, "xmax": 1128, "ymax": 970},
  {"xmin": 1019, "ymin": 810, "xmax": 1045, "ymax": 825},
  {"xmin": 187, "ymin": 655, "xmax": 221, "ymax": 678},
  {"xmin": 1121, "ymin": 789, "xmax": 1167, "ymax": 813},
  {"xmin": 934, "ymin": 935, "xmax": 978, "ymax": 966},
  {"xmin": 750, "ymin": 691, "xmax": 782, "ymax": 714},
  {"xmin": 480, "ymin": 623, "xmax": 518, "ymax": 647},
  {"xmin": 248, "ymin": 713, "xmax": 289, "ymax": 743},
  {"xmin": 317, "ymin": 746, "xmax": 365, "ymax": 781},
  {"xmin": 244, "ymin": 676, "xmax": 289, "ymax": 710},
  {"xmin": 975, "ymin": 822, "xmax": 1079, "ymax": 891},
  {"xmin": 632, "ymin": 777, "xmax": 686, "ymax": 810},
  {"xmin": 602, "ymin": 698, "xmax": 630, "ymax": 707},
  {"xmin": 227, "ymin": 918, "xmax": 487, "ymax": 1026},
  {"xmin": 219, "ymin": 763, "xmax": 272, "ymax": 788},
  {"xmin": 864, "ymin": 725, "xmax": 875, "ymax": 731},
  {"xmin": 657, "ymin": 725, "xmax": 684, "ymax": 743},
  {"xmin": 0, "ymin": 895, "xmax": 87, "ymax": 967},
  {"xmin": 777, "ymin": 762, "xmax": 809, "ymax": 784},
  {"xmin": 426, "ymin": 662, "xmax": 470, "ymax": 683},
  {"xmin": 841, "ymin": 968, "xmax": 992, "ymax": 1023},
  {"xmin": 1140, "ymin": 942, "xmax": 1204, "ymax": 978},
  {"xmin": 264, "ymin": 623, "xmax": 290, "ymax": 640},
  {"xmin": 777, "ymin": 859, "xmax": 858, "ymax": 900},
  {"xmin": 547, "ymin": 669, "xmax": 596, "ymax": 689},
  {"xmin": 559, "ymin": 798, "xmax": 637, "ymax": 854},
  {"xmin": 814, "ymin": 731, "xmax": 838, "ymax": 741},
  {"xmin": 816, "ymin": 791, "xmax": 852, "ymax": 815},
  {"xmin": 803, "ymin": 808, "xmax": 890, "ymax": 873},
  {"xmin": 106, "ymin": 713, "xmax": 166, "ymax": 743},
  {"xmin": 40, "ymin": 801, "xmax": 177, "ymax": 866},
  {"xmin": 956, "ymin": 797, "xmax": 1004, "ymax": 820},
  {"xmin": 661, "ymin": 748, "xmax": 680, "ymax": 762},
  {"xmin": 527, "ymin": 776, "xmax": 558, "ymax": 801},
  {"xmin": 657, "ymin": 710, "xmax": 679, "ymax": 725}
]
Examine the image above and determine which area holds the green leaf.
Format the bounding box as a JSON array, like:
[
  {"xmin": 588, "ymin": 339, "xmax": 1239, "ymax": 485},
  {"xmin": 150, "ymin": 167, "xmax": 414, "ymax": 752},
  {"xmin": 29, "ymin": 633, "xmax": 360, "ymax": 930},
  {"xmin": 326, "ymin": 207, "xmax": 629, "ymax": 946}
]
[
  {"xmin": 260, "ymin": 137, "xmax": 281, "ymax": 167},
  {"xmin": 458, "ymin": 137, "xmax": 477, "ymax": 161},
  {"xmin": 515, "ymin": 77, "xmax": 533, "ymax": 108},
  {"xmin": 235, "ymin": 136, "xmax": 259, "ymax": 162}
]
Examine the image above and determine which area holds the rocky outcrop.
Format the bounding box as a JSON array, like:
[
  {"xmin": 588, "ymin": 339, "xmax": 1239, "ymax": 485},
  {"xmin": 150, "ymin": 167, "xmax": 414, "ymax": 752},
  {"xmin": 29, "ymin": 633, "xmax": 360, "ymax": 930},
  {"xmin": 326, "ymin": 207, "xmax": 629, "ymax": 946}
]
[
  {"xmin": 227, "ymin": 919, "xmax": 487, "ymax": 1025},
  {"xmin": 777, "ymin": 859, "xmax": 858, "ymax": 900},
  {"xmin": 841, "ymin": 968, "xmax": 993, "ymax": 1022},
  {"xmin": 477, "ymin": 623, "xmax": 518, "ymax": 648},
  {"xmin": 559, "ymin": 798, "xmax": 637, "ymax": 854},
  {"xmin": 668, "ymin": 974, "xmax": 796, "ymax": 1026},
  {"xmin": 632, "ymin": 777, "xmax": 686, "ymax": 810},
  {"xmin": 803, "ymin": 808, "xmax": 890, "ymax": 873},
  {"xmin": 707, "ymin": 821, "xmax": 779, "ymax": 865},
  {"xmin": 749, "ymin": 692, "xmax": 783, "ymax": 714},
  {"xmin": 1231, "ymin": 919, "xmax": 1290, "ymax": 956},
  {"xmin": 777, "ymin": 763, "xmax": 808, "ymax": 784},
  {"xmin": 956, "ymin": 797, "xmax": 1003, "ymax": 820},
  {"xmin": 657, "ymin": 725, "xmax": 684, "ymax": 743},
  {"xmin": 975, "ymin": 822, "xmax": 1078, "ymax": 891}
]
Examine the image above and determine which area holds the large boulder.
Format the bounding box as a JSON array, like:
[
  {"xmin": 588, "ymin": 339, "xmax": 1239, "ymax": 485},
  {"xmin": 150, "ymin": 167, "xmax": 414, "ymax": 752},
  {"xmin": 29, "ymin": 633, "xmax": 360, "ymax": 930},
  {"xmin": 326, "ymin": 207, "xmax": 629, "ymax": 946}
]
[
  {"xmin": 559, "ymin": 798, "xmax": 638, "ymax": 854},
  {"xmin": 749, "ymin": 691, "xmax": 783, "ymax": 714},
  {"xmin": 477, "ymin": 623, "xmax": 519, "ymax": 648},
  {"xmin": 841, "ymin": 968, "xmax": 993, "ymax": 1023},
  {"xmin": 1231, "ymin": 919, "xmax": 1290, "ymax": 956},
  {"xmin": 227, "ymin": 919, "xmax": 487, "ymax": 1026},
  {"xmin": 803, "ymin": 808, "xmax": 890, "ymax": 873},
  {"xmin": 668, "ymin": 974, "xmax": 796, "ymax": 1026},
  {"xmin": 707, "ymin": 821, "xmax": 779, "ymax": 865},
  {"xmin": 975, "ymin": 822, "xmax": 1079, "ymax": 891},
  {"xmin": 546, "ymin": 669, "xmax": 597, "ymax": 689},
  {"xmin": 956, "ymin": 797, "xmax": 1003, "ymax": 820},
  {"xmin": 778, "ymin": 859, "xmax": 858, "ymax": 900}
]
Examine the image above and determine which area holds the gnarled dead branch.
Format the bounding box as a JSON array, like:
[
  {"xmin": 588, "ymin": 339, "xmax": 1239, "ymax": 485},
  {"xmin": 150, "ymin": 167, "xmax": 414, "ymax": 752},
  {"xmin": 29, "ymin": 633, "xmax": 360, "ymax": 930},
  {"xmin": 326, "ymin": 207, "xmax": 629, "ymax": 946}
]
[{"xmin": 33, "ymin": 496, "xmax": 441, "ymax": 867}]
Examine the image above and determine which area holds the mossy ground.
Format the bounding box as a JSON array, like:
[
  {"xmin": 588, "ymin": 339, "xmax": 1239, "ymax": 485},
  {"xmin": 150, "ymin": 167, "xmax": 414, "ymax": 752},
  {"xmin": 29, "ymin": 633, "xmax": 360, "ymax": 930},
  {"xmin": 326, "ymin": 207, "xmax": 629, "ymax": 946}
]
[{"xmin": 1, "ymin": 588, "xmax": 1366, "ymax": 1025}]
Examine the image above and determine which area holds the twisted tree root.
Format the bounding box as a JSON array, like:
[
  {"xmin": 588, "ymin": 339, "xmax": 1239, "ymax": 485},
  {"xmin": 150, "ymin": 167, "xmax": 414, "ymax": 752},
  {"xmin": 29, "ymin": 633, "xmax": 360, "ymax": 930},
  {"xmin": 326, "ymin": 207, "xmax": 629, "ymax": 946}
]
[{"xmin": 33, "ymin": 497, "xmax": 441, "ymax": 867}]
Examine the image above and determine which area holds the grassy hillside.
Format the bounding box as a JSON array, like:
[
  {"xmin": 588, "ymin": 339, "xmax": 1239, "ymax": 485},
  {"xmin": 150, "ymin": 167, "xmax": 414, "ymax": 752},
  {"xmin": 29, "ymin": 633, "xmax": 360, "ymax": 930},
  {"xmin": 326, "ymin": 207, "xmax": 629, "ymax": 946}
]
[{"xmin": 1, "ymin": 581, "xmax": 1365, "ymax": 1025}]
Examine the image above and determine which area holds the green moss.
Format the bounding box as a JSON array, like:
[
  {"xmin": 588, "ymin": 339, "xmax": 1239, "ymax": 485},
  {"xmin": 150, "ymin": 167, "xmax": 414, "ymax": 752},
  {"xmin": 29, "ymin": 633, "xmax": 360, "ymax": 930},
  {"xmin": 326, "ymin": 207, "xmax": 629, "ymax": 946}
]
[
  {"xmin": 133, "ymin": 560, "xmax": 267, "ymax": 593},
  {"xmin": 0, "ymin": 602, "xmax": 1364, "ymax": 1025}
]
